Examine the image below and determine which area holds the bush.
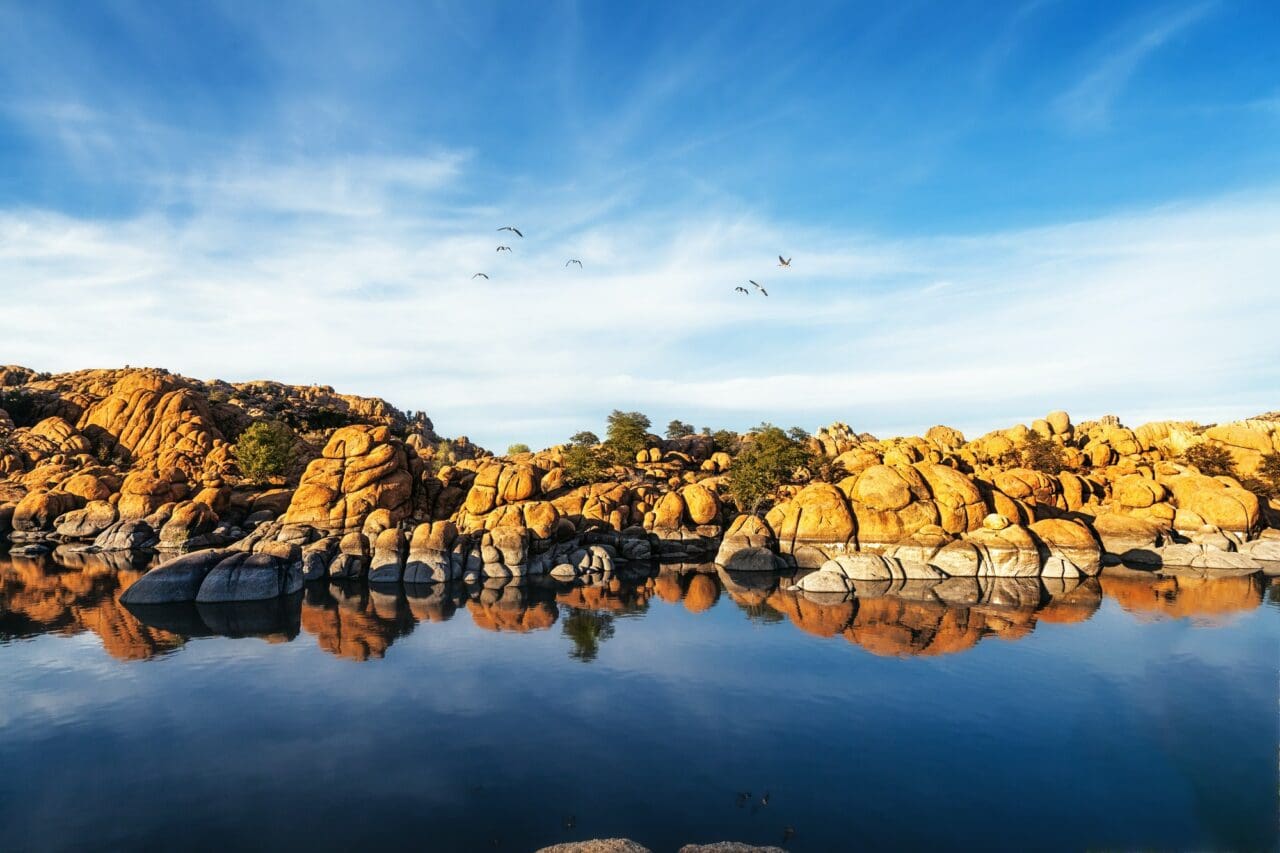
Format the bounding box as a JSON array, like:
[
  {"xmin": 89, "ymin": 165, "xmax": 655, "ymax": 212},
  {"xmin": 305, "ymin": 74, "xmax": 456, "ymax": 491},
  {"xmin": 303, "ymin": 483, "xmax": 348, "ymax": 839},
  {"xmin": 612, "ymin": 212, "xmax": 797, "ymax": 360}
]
[
  {"xmin": 1256, "ymin": 452, "xmax": 1280, "ymax": 496},
  {"xmin": 1019, "ymin": 430, "xmax": 1067, "ymax": 474},
  {"xmin": 563, "ymin": 443, "xmax": 610, "ymax": 487},
  {"xmin": 234, "ymin": 420, "xmax": 296, "ymax": 483},
  {"xmin": 727, "ymin": 424, "xmax": 813, "ymax": 513},
  {"xmin": 604, "ymin": 410, "xmax": 651, "ymax": 464},
  {"xmin": 711, "ymin": 429, "xmax": 739, "ymax": 454},
  {"xmin": 665, "ymin": 419, "xmax": 695, "ymax": 439},
  {"xmin": 1180, "ymin": 443, "xmax": 1237, "ymax": 478},
  {"xmin": 434, "ymin": 440, "xmax": 458, "ymax": 467},
  {"xmin": 0, "ymin": 390, "xmax": 39, "ymax": 427},
  {"xmin": 507, "ymin": 443, "xmax": 531, "ymax": 455}
]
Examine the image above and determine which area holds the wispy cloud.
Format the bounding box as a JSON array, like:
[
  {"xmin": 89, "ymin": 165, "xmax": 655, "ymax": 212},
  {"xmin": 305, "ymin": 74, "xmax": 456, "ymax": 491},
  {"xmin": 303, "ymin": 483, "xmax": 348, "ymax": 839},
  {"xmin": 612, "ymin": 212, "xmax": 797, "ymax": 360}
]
[
  {"xmin": 1054, "ymin": 2, "xmax": 1216, "ymax": 131},
  {"xmin": 1, "ymin": 142, "xmax": 1276, "ymax": 448}
]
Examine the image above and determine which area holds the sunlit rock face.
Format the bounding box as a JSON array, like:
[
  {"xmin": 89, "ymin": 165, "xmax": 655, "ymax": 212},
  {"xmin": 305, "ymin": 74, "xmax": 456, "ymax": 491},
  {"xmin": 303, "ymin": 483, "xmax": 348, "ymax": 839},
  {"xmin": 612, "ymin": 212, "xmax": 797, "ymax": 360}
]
[{"xmin": 283, "ymin": 426, "xmax": 413, "ymax": 532}]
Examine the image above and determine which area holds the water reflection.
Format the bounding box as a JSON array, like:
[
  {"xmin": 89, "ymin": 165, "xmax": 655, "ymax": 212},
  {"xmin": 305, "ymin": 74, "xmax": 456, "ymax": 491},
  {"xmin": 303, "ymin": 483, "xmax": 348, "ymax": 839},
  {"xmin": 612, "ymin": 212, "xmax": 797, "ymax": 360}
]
[{"xmin": 0, "ymin": 551, "xmax": 1272, "ymax": 663}]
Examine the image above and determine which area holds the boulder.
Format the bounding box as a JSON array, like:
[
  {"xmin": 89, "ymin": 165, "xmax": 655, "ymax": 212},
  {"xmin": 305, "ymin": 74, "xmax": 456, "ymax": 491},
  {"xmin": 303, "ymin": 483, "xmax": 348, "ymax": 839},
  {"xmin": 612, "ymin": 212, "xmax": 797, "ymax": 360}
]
[
  {"xmin": 963, "ymin": 523, "xmax": 1040, "ymax": 577},
  {"xmin": 196, "ymin": 546, "xmax": 303, "ymax": 602},
  {"xmin": 12, "ymin": 489, "xmax": 83, "ymax": 532},
  {"xmin": 766, "ymin": 483, "xmax": 856, "ymax": 566},
  {"xmin": 1030, "ymin": 518, "xmax": 1102, "ymax": 576},
  {"xmin": 404, "ymin": 521, "xmax": 460, "ymax": 583},
  {"xmin": 158, "ymin": 500, "xmax": 220, "ymax": 550},
  {"xmin": 54, "ymin": 500, "xmax": 118, "ymax": 539},
  {"xmin": 92, "ymin": 519, "xmax": 159, "ymax": 551},
  {"xmin": 120, "ymin": 549, "xmax": 229, "ymax": 604},
  {"xmin": 329, "ymin": 530, "xmax": 370, "ymax": 579},
  {"xmin": 367, "ymin": 527, "xmax": 407, "ymax": 583},
  {"xmin": 822, "ymin": 553, "xmax": 944, "ymax": 581}
]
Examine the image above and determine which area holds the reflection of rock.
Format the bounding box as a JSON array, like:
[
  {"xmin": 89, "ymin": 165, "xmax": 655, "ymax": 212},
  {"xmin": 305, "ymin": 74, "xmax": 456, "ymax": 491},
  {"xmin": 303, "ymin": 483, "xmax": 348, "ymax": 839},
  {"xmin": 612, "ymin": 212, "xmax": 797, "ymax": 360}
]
[
  {"xmin": 466, "ymin": 581, "xmax": 558, "ymax": 632},
  {"xmin": 1099, "ymin": 567, "xmax": 1264, "ymax": 621},
  {"xmin": 0, "ymin": 556, "xmax": 186, "ymax": 660},
  {"xmin": 1037, "ymin": 578, "xmax": 1102, "ymax": 623},
  {"xmin": 300, "ymin": 582, "xmax": 416, "ymax": 660}
]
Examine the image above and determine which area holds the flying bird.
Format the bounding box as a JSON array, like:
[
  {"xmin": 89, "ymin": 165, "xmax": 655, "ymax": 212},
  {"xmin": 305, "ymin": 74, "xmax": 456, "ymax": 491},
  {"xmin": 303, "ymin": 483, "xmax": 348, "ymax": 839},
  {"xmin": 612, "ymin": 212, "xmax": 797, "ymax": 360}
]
[
  {"xmin": 496, "ymin": 246, "xmax": 511, "ymax": 252},
  {"xmin": 778, "ymin": 256, "xmax": 791, "ymax": 267},
  {"xmin": 734, "ymin": 286, "xmax": 749, "ymax": 294},
  {"xmin": 750, "ymin": 280, "xmax": 769, "ymax": 297},
  {"xmin": 472, "ymin": 273, "xmax": 489, "ymax": 279},
  {"xmin": 497, "ymin": 226, "xmax": 523, "ymax": 238},
  {"xmin": 565, "ymin": 259, "xmax": 582, "ymax": 267}
]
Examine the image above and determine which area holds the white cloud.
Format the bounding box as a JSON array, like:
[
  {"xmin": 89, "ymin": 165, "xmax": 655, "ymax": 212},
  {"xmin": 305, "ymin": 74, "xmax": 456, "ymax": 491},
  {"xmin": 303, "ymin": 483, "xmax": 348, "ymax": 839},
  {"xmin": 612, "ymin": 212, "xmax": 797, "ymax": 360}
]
[
  {"xmin": 0, "ymin": 147, "xmax": 1277, "ymax": 449},
  {"xmin": 1054, "ymin": 2, "xmax": 1216, "ymax": 131}
]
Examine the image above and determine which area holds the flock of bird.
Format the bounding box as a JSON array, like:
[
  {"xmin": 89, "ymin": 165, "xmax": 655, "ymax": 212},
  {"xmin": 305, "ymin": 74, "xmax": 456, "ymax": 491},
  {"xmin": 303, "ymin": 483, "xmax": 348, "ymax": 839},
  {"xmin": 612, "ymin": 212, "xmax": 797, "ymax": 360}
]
[{"xmin": 472, "ymin": 225, "xmax": 791, "ymax": 296}]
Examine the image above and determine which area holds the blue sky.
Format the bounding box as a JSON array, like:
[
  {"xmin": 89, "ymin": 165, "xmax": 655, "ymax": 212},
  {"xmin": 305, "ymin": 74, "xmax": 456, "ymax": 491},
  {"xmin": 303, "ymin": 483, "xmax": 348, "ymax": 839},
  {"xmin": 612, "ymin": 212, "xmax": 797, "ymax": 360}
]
[{"xmin": 0, "ymin": 0, "xmax": 1277, "ymax": 449}]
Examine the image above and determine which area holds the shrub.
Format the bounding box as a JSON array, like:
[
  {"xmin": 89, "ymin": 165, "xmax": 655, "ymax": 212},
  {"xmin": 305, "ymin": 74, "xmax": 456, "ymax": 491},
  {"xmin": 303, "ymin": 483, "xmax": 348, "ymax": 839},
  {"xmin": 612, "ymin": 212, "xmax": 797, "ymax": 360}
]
[
  {"xmin": 507, "ymin": 443, "xmax": 531, "ymax": 455},
  {"xmin": 1259, "ymin": 452, "xmax": 1280, "ymax": 488},
  {"xmin": 727, "ymin": 423, "xmax": 813, "ymax": 513},
  {"xmin": 434, "ymin": 440, "xmax": 458, "ymax": 467},
  {"xmin": 234, "ymin": 420, "xmax": 296, "ymax": 483},
  {"xmin": 711, "ymin": 429, "xmax": 739, "ymax": 454},
  {"xmin": 563, "ymin": 443, "xmax": 610, "ymax": 487},
  {"xmin": 1019, "ymin": 430, "xmax": 1067, "ymax": 474},
  {"xmin": 0, "ymin": 390, "xmax": 39, "ymax": 427},
  {"xmin": 1180, "ymin": 443, "xmax": 1237, "ymax": 478},
  {"xmin": 665, "ymin": 419, "xmax": 695, "ymax": 439},
  {"xmin": 604, "ymin": 410, "xmax": 651, "ymax": 464}
]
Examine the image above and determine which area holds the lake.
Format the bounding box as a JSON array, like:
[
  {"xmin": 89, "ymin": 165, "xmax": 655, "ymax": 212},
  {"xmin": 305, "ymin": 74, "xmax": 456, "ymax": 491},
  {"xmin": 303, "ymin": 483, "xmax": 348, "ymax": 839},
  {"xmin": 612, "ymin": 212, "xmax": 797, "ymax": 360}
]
[{"xmin": 1, "ymin": 550, "xmax": 1277, "ymax": 852}]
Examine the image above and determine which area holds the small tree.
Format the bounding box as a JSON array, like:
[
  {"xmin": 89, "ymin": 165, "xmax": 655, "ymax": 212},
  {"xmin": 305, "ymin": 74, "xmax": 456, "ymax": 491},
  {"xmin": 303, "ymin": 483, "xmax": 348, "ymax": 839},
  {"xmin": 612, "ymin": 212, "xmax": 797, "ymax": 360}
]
[
  {"xmin": 727, "ymin": 424, "xmax": 813, "ymax": 513},
  {"xmin": 234, "ymin": 420, "xmax": 296, "ymax": 483},
  {"xmin": 711, "ymin": 429, "xmax": 739, "ymax": 455},
  {"xmin": 563, "ymin": 444, "xmax": 609, "ymax": 487},
  {"xmin": 507, "ymin": 442, "xmax": 531, "ymax": 455},
  {"xmin": 569, "ymin": 430, "xmax": 600, "ymax": 446},
  {"xmin": 1258, "ymin": 452, "xmax": 1280, "ymax": 493},
  {"xmin": 1019, "ymin": 431, "xmax": 1067, "ymax": 474},
  {"xmin": 434, "ymin": 440, "xmax": 458, "ymax": 466},
  {"xmin": 1180, "ymin": 443, "xmax": 1237, "ymax": 478},
  {"xmin": 665, "ymin": 419, "xmax": 695, "ymax": 439},
  {"xmin": 604, "ymin": 410, "xmax": 651, "ymax": 464}
]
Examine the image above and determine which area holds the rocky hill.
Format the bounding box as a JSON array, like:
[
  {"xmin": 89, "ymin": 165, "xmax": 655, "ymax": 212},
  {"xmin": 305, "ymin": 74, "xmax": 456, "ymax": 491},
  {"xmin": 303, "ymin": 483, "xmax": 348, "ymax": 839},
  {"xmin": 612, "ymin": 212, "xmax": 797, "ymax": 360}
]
[{"xmin": 1, "ymin": 366, "xmax": 1277, "ymax": 608}]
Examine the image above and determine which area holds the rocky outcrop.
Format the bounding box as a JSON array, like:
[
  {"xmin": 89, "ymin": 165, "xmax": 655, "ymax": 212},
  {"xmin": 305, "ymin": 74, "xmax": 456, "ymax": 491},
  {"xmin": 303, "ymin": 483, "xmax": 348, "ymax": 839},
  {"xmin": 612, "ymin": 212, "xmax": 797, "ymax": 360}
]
[{"xmin": 283, "ymin": 425, "xmax": 413, "ymax": 531}]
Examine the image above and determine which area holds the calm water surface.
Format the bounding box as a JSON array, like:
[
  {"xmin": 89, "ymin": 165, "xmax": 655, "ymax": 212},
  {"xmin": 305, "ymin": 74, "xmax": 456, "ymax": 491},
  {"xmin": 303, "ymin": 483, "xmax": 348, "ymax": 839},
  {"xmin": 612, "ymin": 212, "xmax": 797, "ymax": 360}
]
[{"xmin": 1, "ymin": 550, "xmax": 1277, "ymax": 852}]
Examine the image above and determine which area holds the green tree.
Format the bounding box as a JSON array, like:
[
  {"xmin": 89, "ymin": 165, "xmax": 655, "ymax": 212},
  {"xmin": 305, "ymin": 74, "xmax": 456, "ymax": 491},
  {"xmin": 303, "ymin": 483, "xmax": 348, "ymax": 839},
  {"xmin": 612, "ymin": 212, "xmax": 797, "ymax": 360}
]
[
  {"xmin": 434, "ymin": 440, "xmax": 458, "ymax": 466},
  {"xmin": 234, "ymin": 420, "xmax": 296, "ymax": 483},
  {"xmin": 1255, "ymin": 452, "xmax": 1280, "ymax": 497},
  {"xmin": 563, "ymin": 443, "xmax": 610, "ymax": 487},
  {"xmin": 569, "ymin": 430, "xmax": 599, "ymax": 446},
  {"xmin": 1019, "ymin": 430, "xmax": 1067, "ymax": 474},
  {"xmin": 604, "ymin": 410, "xmax": 651, "ymax": 463},
  {"xmin": 711, "ymin": 429, "xmax": 739, "ymax": 455},
  {"xmin": 665, "ymin": 419, "xmax": 695, "ymax": 439},
  {"xmin": 726, "ymin": 423, "xmax": 813, "ymax": 513},
  {"xmin": 1180, "ymin": 443, "xmax": 1237, "ymax": 478},
  {"xmin": 507, "ymin": 442, "xmax": 531, "ymax": 455}
]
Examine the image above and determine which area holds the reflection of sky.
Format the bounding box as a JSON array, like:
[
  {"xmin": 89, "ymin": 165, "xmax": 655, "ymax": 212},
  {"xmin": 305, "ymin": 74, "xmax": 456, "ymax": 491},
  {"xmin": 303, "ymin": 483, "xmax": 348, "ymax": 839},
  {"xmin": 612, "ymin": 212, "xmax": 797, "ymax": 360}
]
[{"xmin": 1, "ymin": 585, "xmax": 1276, "ymax": 851}]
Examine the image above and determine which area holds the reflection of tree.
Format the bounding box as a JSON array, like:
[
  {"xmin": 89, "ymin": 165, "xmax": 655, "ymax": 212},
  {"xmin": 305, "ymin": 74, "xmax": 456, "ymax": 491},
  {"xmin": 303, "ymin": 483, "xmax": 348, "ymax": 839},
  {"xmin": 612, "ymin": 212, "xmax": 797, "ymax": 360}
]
[{"xmin": 561, "ymin": 609, "xmax": 615, "ymax": 662}]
